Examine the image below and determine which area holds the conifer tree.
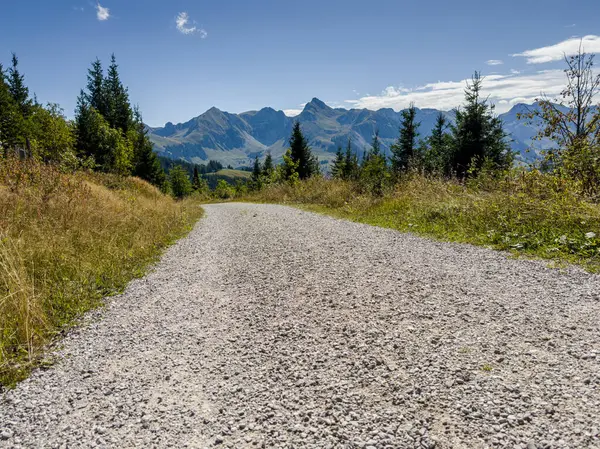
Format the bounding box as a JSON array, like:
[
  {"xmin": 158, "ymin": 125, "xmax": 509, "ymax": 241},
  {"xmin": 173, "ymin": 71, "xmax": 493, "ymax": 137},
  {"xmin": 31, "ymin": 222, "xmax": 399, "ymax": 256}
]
[
  {"xmin": 0, "ymin": 63, "xmax": 22, "ymax": 152},
  {"xmin": 289, "ymin": 121, "xmax": 318, "ymax": 179},
  {"xmin": 105, "ymin": 54, "xmax": 132, "ymax": 133},
  {"xmin": 451, "ymin": 72, "xmax": 513, "ymax": 177},
  {"xmin": 85, "ymin": 58, "xmax": 107, "ymax": 116},
  {"xmin": 424, "ymin": 112, "xmax": 453, "ymax": 175},
  {"xmin": 192, "ymin": 166, "xmax": 204, "ymax": 192},
  {"xmin": 391, "ymin": 103, "xmax": 420, "ymax": 174},
  {"xmin": 251, "ymin": 155, "xmax": 262, "ymax": 188},
  {"xmin": 262, "ymin": 151, "xmax": 274, "ymax": 177},
  {"xmin": 331, "ymin": 146, "xmax": 346, "ymax": 179},
  {"xmin": 360, "ymin": 130, "xmax": 388, "ymax": 195},
  {"xmin": 342, "ymin": 139, "xmax": 359, "ymax": 181},
  {"xmin": 7, "ymin": 53, "xmax": 31, "ymax": 117}
]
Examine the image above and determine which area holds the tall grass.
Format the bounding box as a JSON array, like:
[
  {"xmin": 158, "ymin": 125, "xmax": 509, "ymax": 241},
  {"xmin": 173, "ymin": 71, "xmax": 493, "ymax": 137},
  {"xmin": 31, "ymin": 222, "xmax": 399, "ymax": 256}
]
[
  {"xmin": 245, "ymin": 172, "xmax": 600, "ymax": 271},
  {"xmin": 0, "ymin": 157, "xmax": 203, "ymax": 386}
]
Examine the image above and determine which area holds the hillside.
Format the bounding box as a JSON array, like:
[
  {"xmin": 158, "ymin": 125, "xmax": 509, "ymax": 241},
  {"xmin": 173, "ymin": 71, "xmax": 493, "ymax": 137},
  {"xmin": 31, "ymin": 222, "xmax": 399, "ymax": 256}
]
[
  {"xmin": 148, "ymin": 99, "xmax": 558, "ymax": 167},
  {"xmin": 0, "ymin": 159, "xmax": 203, "ymax": 385},
  {"xmin": 205, "ymin": 169, "xmax": 251, "ymax": 189}
]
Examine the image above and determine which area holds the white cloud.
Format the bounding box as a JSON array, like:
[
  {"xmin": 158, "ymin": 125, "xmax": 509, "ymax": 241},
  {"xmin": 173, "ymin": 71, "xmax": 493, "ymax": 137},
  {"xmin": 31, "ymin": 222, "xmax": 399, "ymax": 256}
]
[
  {"xmin": 486, "ymin": 59, "xmax": 504, "ymax": 66},
  {"xmin": 345, "ymin": 69, "xmax": 574, "ymax": 114},
  {"xmin": 510, "ymin": 69, "xmax": 521, "ymax": 75},
  {"xmin": 176, "ymin": 12, "xmax": 207, "ymax": 38},
  {"xmin": 283, "ymin": 109, "xmax": 303, "ymax": 117},
  {"xmin": 513, "ymin": 35, "xmax": 600, "ymax": 64},
  {"xmin": 96, "ymin": 3, "xmax": 110, "ymax": 21},
  {"xmin": 283, "ymin": 103, "xmax": 306, "ymax": 117}
]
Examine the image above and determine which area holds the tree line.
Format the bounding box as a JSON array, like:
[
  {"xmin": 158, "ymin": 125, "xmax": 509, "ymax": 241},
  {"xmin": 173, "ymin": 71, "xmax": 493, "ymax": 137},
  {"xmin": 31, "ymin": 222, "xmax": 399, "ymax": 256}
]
[
  {"xmin": 248, "ymin": 72, "xmax": 514, "ymax": 196},
  {"xmin": 0, "ymin": 53, "xmax": 214, "ymax": 198},
  {"xmin": 252, "ymin": 48, "xmax": 600, "ymax": 200}
]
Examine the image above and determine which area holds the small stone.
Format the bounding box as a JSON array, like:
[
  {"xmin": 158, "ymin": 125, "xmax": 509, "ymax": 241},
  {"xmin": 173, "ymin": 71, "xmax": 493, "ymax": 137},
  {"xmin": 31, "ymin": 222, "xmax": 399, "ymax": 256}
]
[{"xmin": 0, "ymin": 430, "xmax": 13, "ymax": 440}]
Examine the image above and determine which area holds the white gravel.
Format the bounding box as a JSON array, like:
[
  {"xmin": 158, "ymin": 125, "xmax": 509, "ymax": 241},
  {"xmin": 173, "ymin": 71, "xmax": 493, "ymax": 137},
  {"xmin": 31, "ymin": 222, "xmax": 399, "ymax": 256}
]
[{"xmin": 1, "ymin": 203, "xmax": 599, "ymax": 448}]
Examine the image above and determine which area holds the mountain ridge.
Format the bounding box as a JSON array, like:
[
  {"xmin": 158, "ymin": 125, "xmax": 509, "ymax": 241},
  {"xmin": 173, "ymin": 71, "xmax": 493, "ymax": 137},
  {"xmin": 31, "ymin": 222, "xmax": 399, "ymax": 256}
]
[{"xmin": 148, "ymin": 98, "xmax": 555, "ymax": 167}]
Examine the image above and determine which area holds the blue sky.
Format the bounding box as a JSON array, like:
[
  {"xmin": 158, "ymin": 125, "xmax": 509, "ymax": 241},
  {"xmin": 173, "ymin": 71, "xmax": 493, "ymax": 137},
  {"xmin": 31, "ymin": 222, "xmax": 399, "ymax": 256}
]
[{"xmin": 1, "ymin": 0, "xmax": 599, "ymax": 126}]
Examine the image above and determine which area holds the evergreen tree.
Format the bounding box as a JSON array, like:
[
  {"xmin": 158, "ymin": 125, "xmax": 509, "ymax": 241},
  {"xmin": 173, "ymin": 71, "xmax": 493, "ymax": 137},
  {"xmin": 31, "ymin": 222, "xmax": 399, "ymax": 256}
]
[
  {"xmin": 7, "ymin": 53, "xmax": 31, "ymax": 117},
  {"xmin": 262, "ymin": 151, "xmax": 274, "ymax": 177},
  {"xmin": 105, "ymin": 54, "xmax": 132, "ymax": 133},
  {"xmin": 451, "ymin": 72, "xmax": 513, "ymax": 177},
  {"xmin": 331, "ymin": 146, "xmax": 346, "ymax": 179},
  {"xmin": 169, "ymin": 165, "xmax": 192, "ymax": 198},
  {"xmin": 342, "ymin": 139, "xmax": 359, "ymax": 181},
  {"xmin": 424, "ymin": 112, "xmax": 453, "ymax": 175},
  {"xmin": 360, "ymin": 130, "xmax": 389, "ymax": 195},
  {"xmin": 252, "ymin": 155, "xmax": 262, "ymax": 179},
  {"xmin": 251, "ymin": 155, "xmax": 262, "ymax": 188},
  {"xmin": 192, "ymin": 166, "xmax": 201, "ymax": 189},
  {"xmin": 289, "ymin": 121, "xmax": 318, "ymax": 179},
  {"xmin": 85, "ymin": 58, "xmax": 107, "ymax": 116},
  {"xmin": 0, "ymin": 63, "xmax": 23, "ymax": 152},
  {"xmin": 391, "ymin": 103, "xmax": 420, "ymax": 174}
]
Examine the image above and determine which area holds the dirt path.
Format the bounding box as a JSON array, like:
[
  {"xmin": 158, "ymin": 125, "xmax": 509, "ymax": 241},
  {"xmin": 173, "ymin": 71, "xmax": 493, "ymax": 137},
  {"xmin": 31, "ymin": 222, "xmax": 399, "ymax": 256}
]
[{"xmin": 1, "ymin": 203, "xmax": 599, "ymax": 448}]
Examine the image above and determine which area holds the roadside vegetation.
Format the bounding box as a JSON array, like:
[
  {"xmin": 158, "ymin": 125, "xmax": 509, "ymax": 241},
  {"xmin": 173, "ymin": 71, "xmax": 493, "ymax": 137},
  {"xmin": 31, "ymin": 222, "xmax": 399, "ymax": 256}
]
[
  {"xmin": 0, "ymin": 54, "xmax": 205, "ymax": 387},
  {"xmin": 239, "ymin": 49, "xmax": 600, "ymax": 272}
]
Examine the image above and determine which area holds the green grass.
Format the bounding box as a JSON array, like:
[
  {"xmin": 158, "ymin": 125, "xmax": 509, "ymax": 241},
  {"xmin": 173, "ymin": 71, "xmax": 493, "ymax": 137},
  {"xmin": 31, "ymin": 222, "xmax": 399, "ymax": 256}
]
[
  {"xmin": 0, "ymin": 158, "xmax": 204, "ymax": 387},
  {"xmin": 214, "ymin": 169, "xmax": 252, "ymax": 179},
  {"xmin": 243, "ymin": 173, "xmax": 600, "ymax": 272}
]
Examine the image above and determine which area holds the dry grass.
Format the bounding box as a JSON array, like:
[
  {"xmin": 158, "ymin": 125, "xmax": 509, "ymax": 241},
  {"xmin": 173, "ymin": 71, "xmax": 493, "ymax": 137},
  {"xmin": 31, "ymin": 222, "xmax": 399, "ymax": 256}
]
[
  {"xmin": 244, "ymin": 172, "xmax": 600, "ymax": 271},
  {"xmin": 0, "ymin": 157, "xmax": 203, "ymax": 386}
]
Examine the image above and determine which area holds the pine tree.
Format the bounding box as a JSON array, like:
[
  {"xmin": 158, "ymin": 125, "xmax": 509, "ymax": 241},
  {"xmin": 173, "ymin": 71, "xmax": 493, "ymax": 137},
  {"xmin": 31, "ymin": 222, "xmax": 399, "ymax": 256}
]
[
  {"xmin": 192, "ymin": 166, "xmax": 201, "ymax": 189},
  {"xmin": 85, "ymin": 58, "xmax": 107, "ymax": 116},
  {"xmin": 391, "ymin": 103, "xmax": 420, "ymax": 174},
  {"xmin": 424, "ymin": 112, "xmax": 453, "ymax": 175},
  {"xmin": 7, "ymin": 53, "xmax": 31, "ymax": 117},
  {"xmin": 0, "ymin": 62, "xmax": 23, "ymax": 152},
  {"xmin": 262, "ymin": 151, "xmax": 274, "ymax": 177},
  {"xmin": 451, "ymin": 72, "xmax": 513, "ymax": 177},
  {"xmin": 360, "ymin": 130, "xmax": 388, "ymax": 195},
  {"xmin": 343, "ymin": 139, "xmax": 359, "ymax": 180},
  {"xmin": 289, "ymin": 121, "xmax": 317, "ymax": 179},
  {"xmin": 105, "ymin": 54, "xmax": 132, "ymax": 133},
  {"xmin": 251, "ymin": 155, "xmax": 262, "ymax": 188},
  {"xmin": 331, "ymin": 146, "xmax": 346, "ymax": 179}
]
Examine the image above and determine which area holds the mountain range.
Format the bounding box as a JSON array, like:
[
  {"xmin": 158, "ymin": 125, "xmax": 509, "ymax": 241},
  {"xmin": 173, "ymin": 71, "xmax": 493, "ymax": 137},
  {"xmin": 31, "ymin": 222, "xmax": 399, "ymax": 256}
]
[{"xmin": 147, "ymin": 98, "xmax": 556, "ymax": 167}]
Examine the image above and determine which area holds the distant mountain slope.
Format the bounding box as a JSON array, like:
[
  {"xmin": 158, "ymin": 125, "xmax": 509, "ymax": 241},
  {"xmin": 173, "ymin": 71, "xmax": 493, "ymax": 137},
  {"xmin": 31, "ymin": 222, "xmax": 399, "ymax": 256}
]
[{"xmin": 148, "ymin": 98, "xmax": 562, "ymax": 167}]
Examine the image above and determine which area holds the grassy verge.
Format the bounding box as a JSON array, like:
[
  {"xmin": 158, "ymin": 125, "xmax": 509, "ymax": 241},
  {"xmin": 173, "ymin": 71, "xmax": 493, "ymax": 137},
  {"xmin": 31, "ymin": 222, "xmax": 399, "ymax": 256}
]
[
  {"xmin": 243, "ymin": 172, "xmax": 600, "ymax": 272},
  {"xmin": 0, "ymin": 158, "xmax": 203, "ymax": 387}
]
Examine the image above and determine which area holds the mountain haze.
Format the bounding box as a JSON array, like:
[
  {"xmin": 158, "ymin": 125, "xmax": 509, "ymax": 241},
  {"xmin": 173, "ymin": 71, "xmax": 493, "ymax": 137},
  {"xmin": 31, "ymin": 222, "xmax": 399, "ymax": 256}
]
[{"xmin": 148, "ymin": 98, "xmax": 554, "ymax": 167}]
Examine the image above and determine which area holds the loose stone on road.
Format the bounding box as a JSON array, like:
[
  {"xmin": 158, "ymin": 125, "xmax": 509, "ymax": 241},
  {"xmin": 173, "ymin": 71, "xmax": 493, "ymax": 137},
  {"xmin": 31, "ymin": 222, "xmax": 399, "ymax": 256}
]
[{"xmin": 1, "ymin": 203, "xmax": 599, "ymax": 448}]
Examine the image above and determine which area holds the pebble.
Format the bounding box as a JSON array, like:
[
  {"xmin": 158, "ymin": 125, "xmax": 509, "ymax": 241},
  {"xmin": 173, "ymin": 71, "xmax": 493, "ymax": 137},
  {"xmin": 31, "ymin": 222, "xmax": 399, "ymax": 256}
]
[{"xmin": 0, "ymin": 203, "xmax": 599, "ymax": 448}]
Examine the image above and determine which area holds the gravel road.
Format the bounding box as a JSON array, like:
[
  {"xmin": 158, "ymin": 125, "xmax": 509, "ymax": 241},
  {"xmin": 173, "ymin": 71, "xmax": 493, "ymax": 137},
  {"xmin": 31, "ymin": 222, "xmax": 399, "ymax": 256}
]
[{"xmin": 1, "ymin": 203, "xmax": 599, "ymax": 449}]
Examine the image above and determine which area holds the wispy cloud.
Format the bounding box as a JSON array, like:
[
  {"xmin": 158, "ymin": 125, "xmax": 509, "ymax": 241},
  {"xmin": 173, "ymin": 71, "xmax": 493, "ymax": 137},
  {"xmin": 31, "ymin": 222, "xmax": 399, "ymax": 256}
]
[
  {"xmin": 342, "ymin": 36, "xmax": 600, "ymax": 114},
  {"xmin": 283, "ymin": 103, "xmax": 308, "ymax": 117},
  {"xmin": 96, "ymin": 2, "xmax": 110, "ymax": 21},
  {"xmin": 176, "ymin": 12, "xmax": 207, "ymax": 38},
  {"xmin": 486, "ymin": 60, "xmax": 504, "ymax": 66},
  {"xmin": 513, "ymin": 35, "xmax": 600, "ymax": 64},
  {"xmin": 345, "ymin": 70, "xmax": 572, "ymax": 114}
]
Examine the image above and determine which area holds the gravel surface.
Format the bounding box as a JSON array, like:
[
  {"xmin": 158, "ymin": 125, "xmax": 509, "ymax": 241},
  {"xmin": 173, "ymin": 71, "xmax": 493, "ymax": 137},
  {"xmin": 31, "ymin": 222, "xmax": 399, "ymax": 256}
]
[{"xmin": 1, "ymin": 202, "xmax": 599, "ymax": 449}]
